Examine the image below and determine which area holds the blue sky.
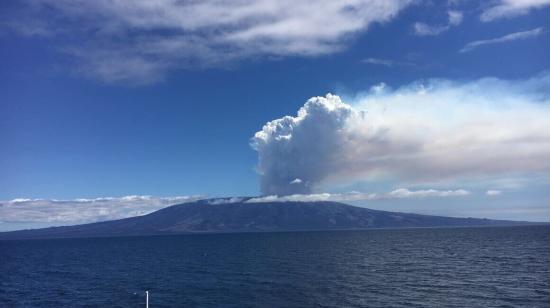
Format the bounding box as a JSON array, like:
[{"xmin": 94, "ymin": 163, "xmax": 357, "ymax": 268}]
[{"xmin": 1, "ymin": 0, "xmax": 550, "ymax": 230}]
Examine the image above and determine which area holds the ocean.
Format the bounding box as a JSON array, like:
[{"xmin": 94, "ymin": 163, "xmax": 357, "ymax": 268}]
[{"xmin": 1, "ymin": 225, "xmax": 549, "ymax": 307}]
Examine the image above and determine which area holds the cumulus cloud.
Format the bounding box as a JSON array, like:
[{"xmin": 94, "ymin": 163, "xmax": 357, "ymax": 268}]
[
  {"xmin": 5, "ymin": 0, "xmax": 412, "ymax": 84},
  {"xmin": 460, "ymin": 27, "xmax": 544, "ymax": 52},
  {"xmin": 246, "ymin": 188, "xmax": 470, "ymax": 203},
  {"xmin": 0, "ymin": 195, "xmax": 202, "ymax": 225},
  {"xmin": 481, "ymin": 0, "xmax": 550, "ymax": 22},
  {"xmin": 251, "ymin": 94, "xmax": 357, "ymax": 195},
  {"xmin": 251, "ymin": 73, "xmax": 550, "ymax": 195},
  {"xmin": 486, "ymin": 190, "xmax": 502, "ymax": 196},
  {"xmin": 413, "ymin": 10, "xmax": 463, "ymax": 36}
]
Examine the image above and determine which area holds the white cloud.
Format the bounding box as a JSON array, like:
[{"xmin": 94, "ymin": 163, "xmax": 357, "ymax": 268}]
[
  {"xmin": 246, "ymin": 188, "xmax": 470, "ymax": 203},
  {"xmin": 486, "ymin": 190, "xmax": 502, "ymax": 196},
  {"xmin": 413, "ymin": 10, "xmax": 463, "ymax": 36},
  {"xmin": 251, "ymin": 73, "xmax": 550, "ymax": 195},
  {"xmin": 413, "ymin": 23, "xmax": 448, "ymax": 36},
  {"xmin": 207, "ymin": 197, "xmax": 245, "ymax": 205},
  {"xmin": 7, "ymin": 0, "xmax": 413, "ymax": 84},
  {"xmin": 362, "ymin": 58, "xmax": 415, "ymax": 67},
  {"xmin": 448, "ymin": 10, "xmax": 464, "ymax": 26},
  {"xmin": 388, "ymin": 188, "xmax": 470, "ymax": 198},
  {"xmin": 460, "ymin": 27, "xmax": 544, "ymax": 52},
  {"xmin": 481, "ymin": 0, "xmax": 550, "ymax": 22},
  {"xmin": 0, "ymin": 195, "xmax": 203, "ymax": 224}
]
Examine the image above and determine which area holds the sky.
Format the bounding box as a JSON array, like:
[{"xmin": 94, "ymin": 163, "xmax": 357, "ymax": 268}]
[{"xmin": 1, "ymin": 0, "xmax": 550, "ymax": 231}]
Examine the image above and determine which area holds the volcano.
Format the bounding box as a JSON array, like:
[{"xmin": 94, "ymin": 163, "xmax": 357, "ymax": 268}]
[{"xmin": 0, "ymin": 198, "xmax": 533, "ymax": 240}]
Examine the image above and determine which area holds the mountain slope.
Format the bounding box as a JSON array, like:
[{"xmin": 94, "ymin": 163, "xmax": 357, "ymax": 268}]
[{"xmin": 0, "ymin": 198, "xmax": 532, "ymax": 240}]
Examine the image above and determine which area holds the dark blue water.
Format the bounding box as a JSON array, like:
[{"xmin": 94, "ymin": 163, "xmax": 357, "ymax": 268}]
[{"xmin": 1, "ymin": 226, "xmax": 549, "ymax": 307}]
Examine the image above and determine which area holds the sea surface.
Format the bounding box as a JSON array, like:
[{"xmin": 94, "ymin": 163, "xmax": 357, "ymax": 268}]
[{"xmin": 1, "ymin": 225, "xmax": 549, "ymax": 307}]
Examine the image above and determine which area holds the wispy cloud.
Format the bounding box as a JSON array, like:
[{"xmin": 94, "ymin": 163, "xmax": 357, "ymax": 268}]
[
  {"xmin": 5, "ymin": 0, "xmax": 413, "ymax": 84},
  {"xmin": 251, "ymin": 74, "xmax": 550, "ymax": 195},
  {"xmin": 388, "ymin": 188, "xmax": 470, "ymax": 198},
  {"xmin": 460, "ymin": 27, "xmax": 544, "ymax": 52},
  {"xmin": 413, "ymin": 10, "xmax": 463, "ymax": 36},
  {"xmin": 481, "ymin": 0, "xmax": 550, "ymax": 22},
  {"xmin": 0, "ymin": 195, "xmax": 202, "ymax": 225},
  {"xmin": 207, "ymin": 197, "xmax": 246, "ymax": 205},
  {"xmin": 486, "ymin": 190, "xmax": 502, "ymax": 196},
  {"xmin": 448, "ymin": 10, "xmax": 464, "ymax": 26},
  {"xmin": 362, "ymin": 58, "xmax": 415, "ymax": 67},
  {"xmin": 246, "ymin": 188, "xmax": 470, "ymax": 203}
]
